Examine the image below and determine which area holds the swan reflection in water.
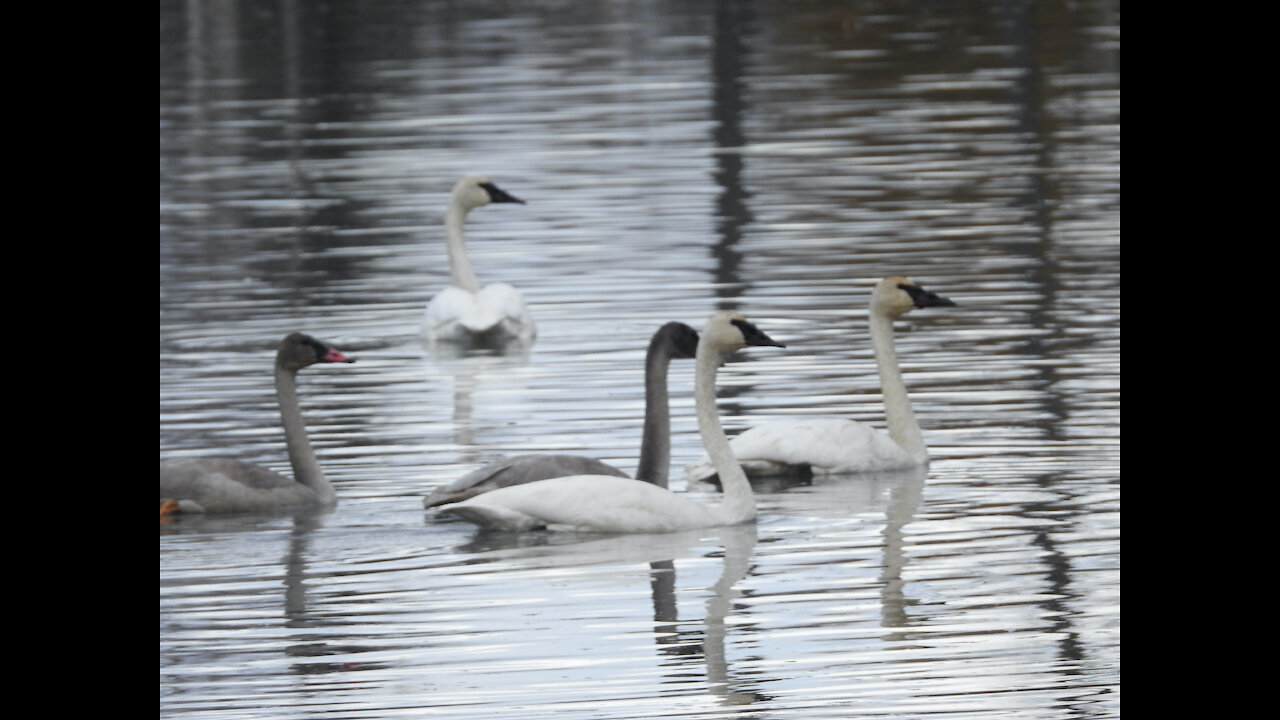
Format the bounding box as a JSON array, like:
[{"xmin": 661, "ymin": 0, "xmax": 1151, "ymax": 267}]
[
  {"xmin": 452, "ymin": 521, "xmax": 766, "ymax": 705},
  {"xmin": 448, "ymin": 466, "xmax": 928, "ymax": 707}
]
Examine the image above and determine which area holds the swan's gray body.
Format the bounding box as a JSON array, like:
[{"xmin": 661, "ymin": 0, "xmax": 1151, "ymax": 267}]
[{"xmin": 159, "ymin": 333, "xmax": 354, "ymax": 514}]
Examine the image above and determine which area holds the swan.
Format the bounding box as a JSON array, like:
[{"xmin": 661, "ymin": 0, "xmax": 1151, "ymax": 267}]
[
  {"xmin": 423, "ymin": 175, "xmax": 534, "ymax": 344},
  {"xmin": 422, "ymin": 321, "xmax": 699, "ymax": 508},
  {"xmin": 437, "ymin": 311, "xmax": 785, "ymax": 533},
  {"xmin": 159, "ymin": 332, "xmax": 355, "ymax": 514},
  {"xmin": 686, "ymin": 276, "xmax": 955, "ymax": 482}
]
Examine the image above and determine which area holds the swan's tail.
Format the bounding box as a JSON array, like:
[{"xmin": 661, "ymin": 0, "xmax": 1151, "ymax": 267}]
[{"xmin": 436, "ymin": 502, "xmax": 547, "ymax": 532}]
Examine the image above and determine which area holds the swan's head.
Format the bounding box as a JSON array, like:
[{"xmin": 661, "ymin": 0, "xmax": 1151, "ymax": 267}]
[
  {"xmin": 702, "ymin": 312, "xmax": 786, "ymax": 355},
  {"xmin": 873, "ymin": 276, "xmax": 956, "ymax": 318},
  {"xmin": 278, "ymin": 333, "xmax": 356, "ymax": 371},
  {"xmin": 657, "ymin": 321, "xmax": 701, "ymax": 360},
  {"xmin": 453, "ymin": 175, "xmax": 525, "ymax": 211}
]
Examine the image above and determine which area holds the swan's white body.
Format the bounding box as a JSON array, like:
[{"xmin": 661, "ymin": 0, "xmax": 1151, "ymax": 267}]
[
  {"xmin": 699, "ymin": 417, "xmax": 924, "ymax": 478},
  {"xmin": 426, "ymin": 284, "xmax": 533, "ymax": 342},
  {"xmin": 422, "ymin": 322, "xmax": 698, "ymax": 508},
  {"xmin": 423, "ymin": 176, "xmax": 534, "ymax": 343},
  {"xmin": 686, "ymin": 276, "xmax": 955, "ymax": 481},
  {"xmin": 438, "ymin": 312, "xmax": 784, "ymax": 533},
  {"xmin": 159, "ymin": 333, "xmax": 355, "ymax": 514}
]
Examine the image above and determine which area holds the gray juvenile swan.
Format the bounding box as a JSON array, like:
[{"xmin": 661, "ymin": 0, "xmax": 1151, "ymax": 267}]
[
  {"xmin": 437, "ymin": 312, "xmax": 784, "ymax": 533},
  {"xmin": 423, "ymin": 175, "xmax": 534, "ymax": 344},
  {"xmin": 423, "ymin": 321, "xmax": 699, "ymax": 509},
  {"xmin": 159, "ymin": 332, "xmax": 355, "ymax": 515},
  {"xmin": 686, "ymin": 276, "xmax": 955, "ymax": 482}
]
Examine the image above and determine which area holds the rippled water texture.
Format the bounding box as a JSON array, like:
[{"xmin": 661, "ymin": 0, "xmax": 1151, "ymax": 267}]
[{"xmin": 160, "ymin": 1, "xmax": 1120, "ymax": 718}]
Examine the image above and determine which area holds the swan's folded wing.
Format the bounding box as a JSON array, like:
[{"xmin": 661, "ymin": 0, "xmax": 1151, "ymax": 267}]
[
  {"xmin": 687, "ymin": 418, "xmax": 915, "ymax": 479},
  {"xmin": 424, "ymin": 284, "xmax": 534, "ymax": 338},
  {"xmin": 423, "ymin": 454, "xmax": 626, "ymax": 508},
  {"xmin": 439, "ymin": 502, "xmax": 548, "ymax": 532},
  {"xmin": 438, "ymin": 475, "xmax": 714, "ymax": 533},
  {"xmin": 474, "ymin": 283, "xmax": 535, "ymax": 336},
  {"xmin": 161, "ymin": 457, "xmax": 296, "ymax": 493},
  {"xmin": 159, "ymin": 458, "xmax": 314, "ymax": 512},
  {"xmin": 423, "ymin": 286, "xmax": 476, "ymax": 338}
]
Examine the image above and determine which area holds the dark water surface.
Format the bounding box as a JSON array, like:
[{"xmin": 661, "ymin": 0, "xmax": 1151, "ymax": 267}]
[{"xmin": 160, "ymin": 1, "xmax": 1120, "ymax": 717}]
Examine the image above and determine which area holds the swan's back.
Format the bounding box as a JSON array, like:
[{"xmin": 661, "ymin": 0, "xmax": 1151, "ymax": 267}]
[
  {"xmin": 159, "ymin": 457, "xmax": 325, "ymax": 513},
  {"xmin": 423, "ymin": 453, "xmax": 627, "ymax": 508},
  {"xmin": 439, "ymin": 475, "xmax": 725, "ymax": 533},
  {"xmin": 162, "ymin": 457, "xmax": 295, "ymax": 490},
  {"xmin": 686, "ymin": 418, "xmax": 922, "ymax": 481},
  {"xmin": 425, "ymin": 283, "xmax": 534, "ymax": 341}
]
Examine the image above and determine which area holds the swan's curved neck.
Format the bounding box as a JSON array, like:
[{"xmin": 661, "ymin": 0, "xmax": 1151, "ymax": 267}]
[
  {"xmin": 444, "ymin": 202, "xmax": 481, "ymax": 293},
  {"xmin": 635, "ymin": 340, "xmax": 674, "ymax": 488},
  {"xmin": 695, "ymin": 343, "xmax": 755, "ymax": 523},
  {"xmin": 275, "ymin": 365, "xmax": 335, "ymax": 501},
  {"xmin": 869, "ymin": 308, "xmax": 926, "ymax": 458}
]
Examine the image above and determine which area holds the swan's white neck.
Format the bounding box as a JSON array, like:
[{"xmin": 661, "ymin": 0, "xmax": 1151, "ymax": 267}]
[
  {"xmin": 444, "ymin": 201, "xmax": 481, "ymax": 293},
  {"xmin": 275, "ymin": 364, "xmax": 335, "ymax": 502},
  {"xmin": 869, "ymin": 307, "xmax": 926, "ymax": 459},
  {"xmin": 695, "ymin": 342, "xmax": 755, "ymax": 524}
]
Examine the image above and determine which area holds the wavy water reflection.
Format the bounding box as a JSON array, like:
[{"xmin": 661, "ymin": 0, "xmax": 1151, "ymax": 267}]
[{"xmin": 161, "ymin": 0, "xmax": 1119, "ymax": 717}]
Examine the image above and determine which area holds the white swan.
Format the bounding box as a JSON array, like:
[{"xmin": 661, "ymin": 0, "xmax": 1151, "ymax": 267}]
[
  {"xmin": 686, "ymin": 276, "xmax": 955, "ymax": 482},
  {"xmin": 437, "ymin": 312, "xmax": 785, "ymax": 533},
  {"xmin": 159, "ymin": 332, "xmax": 355, "ymax": 514},
  {"xmin": 423, "ymin": 175, "xmax": 534, "ymax": 344},
  {"xmin": 423, "ymin": 321, "xmax": 699, "ymax": 508}
]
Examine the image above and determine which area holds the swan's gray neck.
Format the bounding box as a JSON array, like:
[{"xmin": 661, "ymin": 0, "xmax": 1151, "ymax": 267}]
[
  {"xmin": 634, "ymin": 338, "xmax": 675, "ymax": 488},
  {"xmin": 695, "ymin": 343, "xmax": 755, "ymax": 523},
  {"xmin": 869, "ymin": 308, "xmax": 926, "ymax": 458},
  {"xmin": 444, "ymin": 203, "xmax": 481, "ymax": 293},
  {"xmin": 275, "ymin": 364, "xmax": 335, "ymax": 502}
]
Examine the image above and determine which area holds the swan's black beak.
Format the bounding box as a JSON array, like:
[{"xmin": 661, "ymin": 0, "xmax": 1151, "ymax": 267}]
[
  {"xmin": 901, "ymin": 284, "xmax": 956, "ymax": 309},
  {"xmin": 480, "ymin": 182, "xmax": 525, "ymax": 204},
  {"xmin": 732, "ymin": 319, "xmax": 786, "ymax": 348}
]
